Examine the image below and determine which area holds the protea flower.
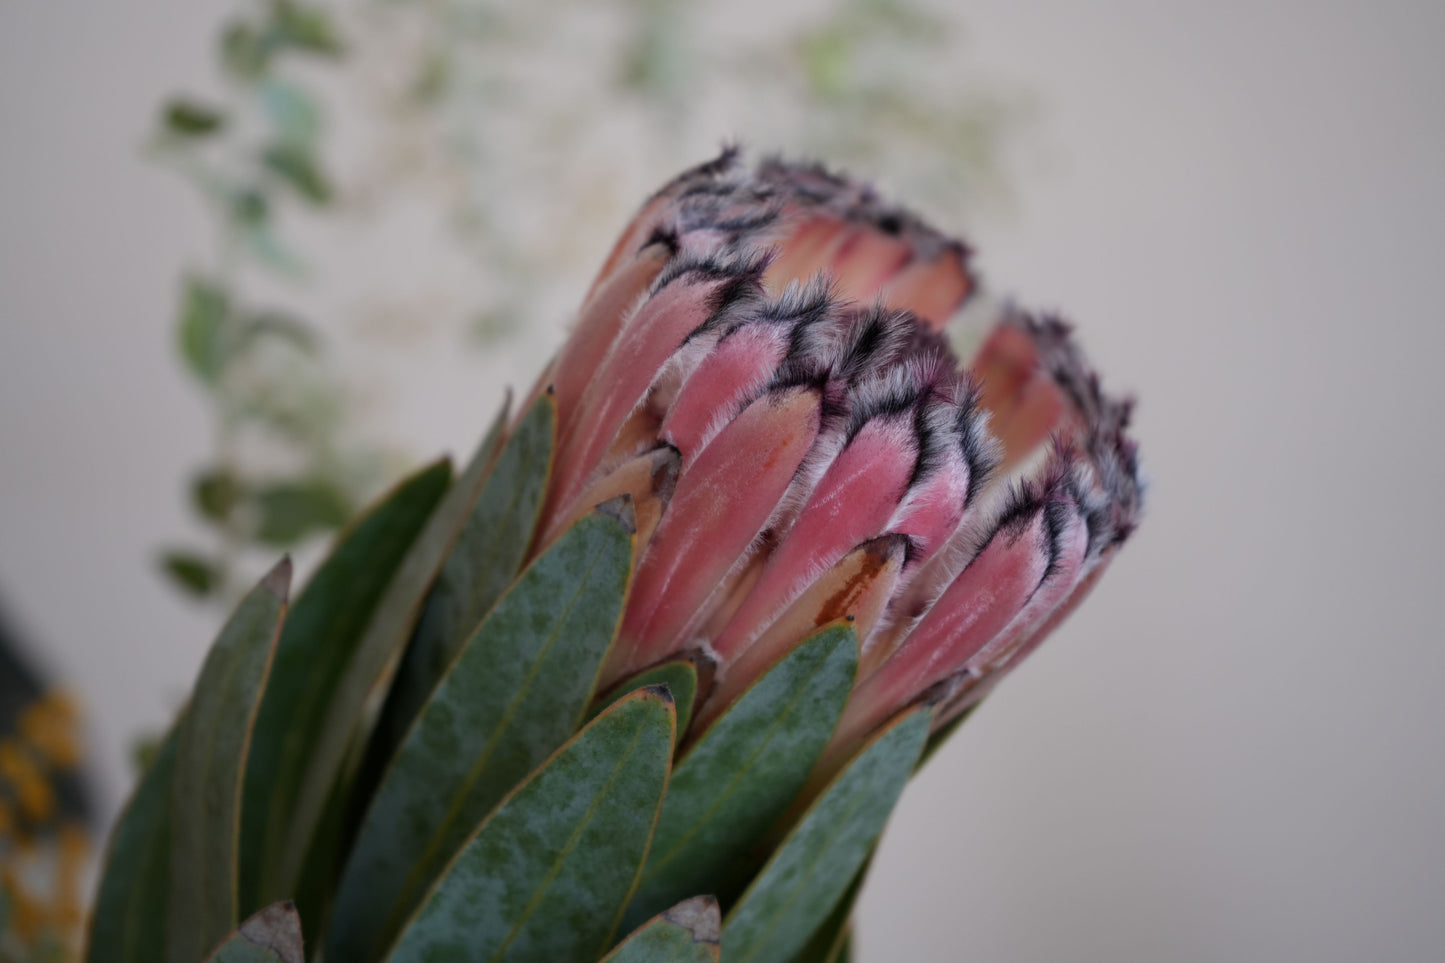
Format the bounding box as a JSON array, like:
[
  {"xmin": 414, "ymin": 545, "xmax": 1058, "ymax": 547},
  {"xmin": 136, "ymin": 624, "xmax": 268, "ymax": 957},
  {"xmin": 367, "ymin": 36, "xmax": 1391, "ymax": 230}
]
[{"xmin": 87, "ymin": 151, "xmax": 1141, "ymax": 963}]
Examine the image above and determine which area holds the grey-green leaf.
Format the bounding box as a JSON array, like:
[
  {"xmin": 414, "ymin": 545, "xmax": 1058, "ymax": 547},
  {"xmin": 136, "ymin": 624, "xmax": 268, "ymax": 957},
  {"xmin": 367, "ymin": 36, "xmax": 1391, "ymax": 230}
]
[
  {"xmin": 203, "ymin": 902, "xmax": 304, "ymax": 963},
  {"xmin": 788, "ymin": 860, "xmax": 866, "ymax": 963},
  {"xmin": 602, "ymin": 896, "xmax": 721, "ymax": 963},
  {"xmin": 624, "ymin": 623, "xmax": 857, "ymax": 929},
  {"xmin": 382, "ymin": 688, "xmax": 675, "ymax": 963},
  {"xmin": 377, "ymin": 391, "xmax": 552, "ymax": 757},
  {"xmin": 86, "ymin": 728, "xmax": 178, "ymax": 963},
  {"xmin": 178, "ymin": 275, "xmax": 230, "ymax": 384},
  {"xmin": 329, "ymin": 499, "xmax": 635, "ymax": 962},
  {"xmin": 240, "ymin": 460, "xmax": 451, "ymax": 909},
  {"xmin": 262, "ymin": 144, "xmax": 331, "ymax": 205},
  {"xmin": 591, "ymin": 660, "xmax": 698, "ymax": 735},
  {"xmin": 721, "ymin": 708, "xmax": 930, "ymax": 963},
  {"xmin": 272, "ymin": 417, "xmax": 525, "ymax": 899},
  {"xmin": 168, "ymin": 559, "xmax": 291, "ymax": 963},
  {"xmin": 158, "ymin": 548, "xmax": 223, "ymax": 598}
]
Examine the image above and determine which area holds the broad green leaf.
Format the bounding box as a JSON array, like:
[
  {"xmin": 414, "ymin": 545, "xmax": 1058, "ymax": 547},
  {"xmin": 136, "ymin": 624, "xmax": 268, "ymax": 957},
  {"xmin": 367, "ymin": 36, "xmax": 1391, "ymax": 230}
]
[
  {"xmin": 328, "ymin": 499, "xmax": 635, "ymax": 962},
  {"xmin": 178, "ymin": 275, "xmax": 230, "ymax": 384},
  {"xmin": 86, "ymin": 728, "xmax": 177, "ymax": 963},
  {"xmin": 251, "ymin": 479, "xmax": 351, "ymax": 545},
  {"xmin": 376, "ymin": 392, "xmax": 551, "ymax": 758},
  {"xmin": 163, "ymin": 99, "xmax": 226, "ymax": 137},
  {"xmin": 624, "ymin": 624, "xmax": 857, "ymax": 929},
  {"xmin": 203, "ymin": 902, "xmax": 303, "ymax": 963},
  {"xmin": 602, "ymin": 896, "xmax": 720, "ymax": 963},
  {"xmin": 721, "ymin": 709, "xmax": 930, "ymax": 963},
  {"xmin": 240, "ymin": 461, "xmax": 450, "ymax": 909},
  {"xmin": 158, "ymin": 548, "xmax": 222, "ymax": 598},
  {"xmin": 382, "ymin": 689, "xmax": 675, "ymax": 963},
  {"xmin": 272, "ymin": 420, "xmax": 521, "ymax": 900},
  {"xmin": 788, "ymin": 860, "xmax": 865, "ymax": 963},
  {"xmin": 591, "ymin": 660, "xmax": 698, "ymax": 734},
  {"xmin": 168, "ymin": 560, "xmax": 291, "ymax": 963}
]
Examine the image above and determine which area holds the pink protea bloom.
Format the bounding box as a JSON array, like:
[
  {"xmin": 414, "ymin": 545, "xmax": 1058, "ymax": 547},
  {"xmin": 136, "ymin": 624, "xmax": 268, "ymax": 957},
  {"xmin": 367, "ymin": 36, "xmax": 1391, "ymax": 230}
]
[{"xmin": 530, "ymin": 149, "xmax": 1143, "ymax": 755}]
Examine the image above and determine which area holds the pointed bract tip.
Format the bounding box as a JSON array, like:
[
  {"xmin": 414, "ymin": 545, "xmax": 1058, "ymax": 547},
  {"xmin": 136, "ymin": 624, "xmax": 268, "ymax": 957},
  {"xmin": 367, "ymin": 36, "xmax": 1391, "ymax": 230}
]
[
  {"xmin": 662, "ymin": 894, "xmax": 722, "ymax": 945},
  {"xmin": 641, "ymin": 682, "xmax": 675, "ymax": 705},
  {"xmin": 593, "ymin": 494, "xmax": 638, "ymax": 535},
  {"xmin": 261, "ymin": 556, "xmax": 292, "ymax": 603}
]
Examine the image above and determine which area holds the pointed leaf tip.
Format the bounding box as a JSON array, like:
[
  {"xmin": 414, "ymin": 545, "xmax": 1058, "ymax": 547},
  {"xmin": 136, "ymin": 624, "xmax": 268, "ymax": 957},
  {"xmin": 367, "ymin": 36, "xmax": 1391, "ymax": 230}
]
[
  {"xmin": 643, "ymin": 682, "xmax": 675, "ymax": 705},
  {"xmin": 595, "ymin": 493, "xmax": 638, "ymax": 534},
  {"xmin": 601, "ymin": 895, "xmax": 720, "ymax": 963},
  {"xmin": 262, "ymin": 555, "xmax": 293, "ymax": 602},
  {"xmin": 203, "ymin": 901, "xmax": 304, "ymax": 963},
  {"xmin": 663, "ymin": 896, "xmax": 720, "ymax": 945}
]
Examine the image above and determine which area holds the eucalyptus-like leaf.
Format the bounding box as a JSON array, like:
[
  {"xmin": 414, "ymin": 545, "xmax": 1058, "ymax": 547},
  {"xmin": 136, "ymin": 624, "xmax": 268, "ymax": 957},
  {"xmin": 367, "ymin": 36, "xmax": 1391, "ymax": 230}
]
[
  {"xmin": 86, "ymin": 729, "xmax": 178, "ymax": 963},
  {"xmin": 262, "ymin": 144, "xmax": 331, "ymax": 205},
  {"xmin": 178, "ymin": 275, "xmax": 229, "ymax": 385},
  {"xmin": 240, "ymin": 460, "xmax": 450, "ymax": 909},
  {"xmin": 272, "ymin": 420, "xmax": 524, "ymax": 899},
  {"xmin": 721, "ymin": 708, "xmax": 930, "ymax": 963},
  {"xmin": 624, "ymin": 623, "xmax": 857, "ymax": 929},
  {"xmin": 162, "ymin": 98, "xmax": 226, "ymax": 137},
  {"xmin": 382, "ymin": 688, "xmax": 675, "ymax": 963},
  {"xmin": 202, "ymin": 902, "xmax": 304, "ymax": 963},
  {"xmin": 158, "ymin": 548, "xmax": 222, "ymax": 598},
  {"xmin": 377, "ymin": 391, "xmax": 551, "ymax": 757},
  {"xmin": 251, "ymin": 478, "xmax": 351, "ymax": 546},
  {"xmin": 168, "ymin": 560, "xmax": 291, "ymax": 963},
  {"xmin": 602, "ymin": 896, "xmax": 721, "ymax": 963},
  {"xmin": 590, "ymin": 659, "xmax": 698, "ymax": 733},
  {"xmin": 329, "ymin": 498, "xmax": 634, "ymax": 962}
]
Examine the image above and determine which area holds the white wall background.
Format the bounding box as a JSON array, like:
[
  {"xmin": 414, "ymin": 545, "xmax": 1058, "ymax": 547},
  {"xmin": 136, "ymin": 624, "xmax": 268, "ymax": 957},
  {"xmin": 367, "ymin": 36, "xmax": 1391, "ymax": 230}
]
[{"xmin": 2, "ymin": 1, "xmax": 1442, "ymax": 960}]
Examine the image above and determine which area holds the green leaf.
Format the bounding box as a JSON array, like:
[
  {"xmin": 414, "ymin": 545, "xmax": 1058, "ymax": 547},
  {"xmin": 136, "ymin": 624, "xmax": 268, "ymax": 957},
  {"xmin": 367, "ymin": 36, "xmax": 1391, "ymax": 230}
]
[
  {"xmin": 271, "ymin": 1, "xmax": 345, "ymax": 57},
  {"xmin": 624, "ymin": 624, "xmax": 857, "ymax": 929},
  {"xmin": 239, "ymin": 461, "xmax": 451, "ymax": 910},
  {"xmin": 602, "ymin": 896, "xmax": 720, "ymax": 963},
  {"xmin": 192, "ymin": 469, "xmax": 243, "ymax": 522},
  {"xmin": 178, "ymin": 275, "xmax": 230, "ymax": 384},
  {"xmin": 203, "ymin": 902, "xmax": 303, "ymax": 963},
  {"xmin": 229, "ymin": 190, "xmax": 269, "ymax": 229},
  {"xmin": 382, "ymin": 689, "xmax": 675, "ymax": 963},
  {"xmin": 258, "ymin": 79, "xmax": 319, "ymax": 148},
  {"xmin": 168, "ymin": 560, "xmax": 291, "ymax": 963},
  {"xmin": 270, "ymin": 420, "xmax": 519, "ymax": 904},
  {"xmin": 221, "ymin": 22, "xmax": 270, "ymax": 79},
  {"xmin": 158, "ymin": 549, "xmax": 223, "ymax": 598},
  {"xmin": 377, "ymin": 392, "xmax": 553, "ymax": 754},
  {"xmin": 86, "ymin": 728, "xmax": 178, "ymax": 963},
  {"xmin": 163, "ymin": 98, "xmax": 226, "ymax": 137},
  {"xmin": 788, "ymin": 860, "xmax": 865, "ymax": 963},
  {"xmin": 251, "ymin": 479, "xmax": 351, "ymax": 546},
  {"xmin": 262, "ymin": 144, "xmax": 331, "ymax": 204},
  {"xmin": 720, "ymin": 709, "xmax": 931, "ymax": 963},
  {"xmin": 591, "ymin": 660, "xmax": 698, "ymax": 734},
  {"xmin": 328, "ymin": 498, "xmax": 635, "ymax": 962}
]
